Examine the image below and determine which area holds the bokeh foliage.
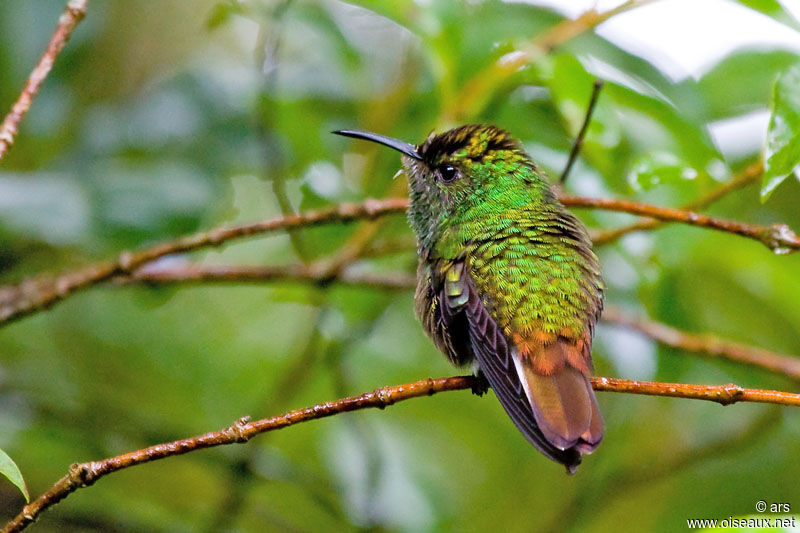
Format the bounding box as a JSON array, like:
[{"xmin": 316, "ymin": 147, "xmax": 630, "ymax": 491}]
[{"xmin": 1, "ymin": 0, "xmax": 800, "ymax": 531}]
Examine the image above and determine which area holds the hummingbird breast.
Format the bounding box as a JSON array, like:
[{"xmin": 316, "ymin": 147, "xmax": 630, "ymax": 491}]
[{"xmin": 415, "ymin": 204, "xmax": 604, "ymax": 370}]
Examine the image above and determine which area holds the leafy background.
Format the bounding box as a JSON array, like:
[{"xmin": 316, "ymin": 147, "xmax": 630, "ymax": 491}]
[{"xmin": 1, "ymin": 0, "xmax": 800, "ymax": 531}]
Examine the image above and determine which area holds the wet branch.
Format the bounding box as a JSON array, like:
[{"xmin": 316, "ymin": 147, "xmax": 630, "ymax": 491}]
[
  {"xmin": 4, "ymin": 374, "xmax": 799, "ymax": 533},
  {"xmin": 0, "ymin": 0, "xmax": 88, "ymax": 161},
  {"xmin": 590, "ymin": 377, "xmax": 800, "ymax": 406}
]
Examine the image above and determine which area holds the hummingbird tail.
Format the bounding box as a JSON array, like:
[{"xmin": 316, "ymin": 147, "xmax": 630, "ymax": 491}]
[{"xmin": 515, "ymin": 343, "xmax": 604, "ymax": 454}]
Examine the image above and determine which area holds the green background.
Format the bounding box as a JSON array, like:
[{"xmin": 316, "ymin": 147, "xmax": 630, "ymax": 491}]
[{"xmin": 1, "ymin": 1, "xmax": 799, "ymax": 531}]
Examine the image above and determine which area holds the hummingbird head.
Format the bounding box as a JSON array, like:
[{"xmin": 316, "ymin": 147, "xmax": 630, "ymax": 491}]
[{"xmin": 334, "ymin": 124, "xmax": 553, "ymax": 251}]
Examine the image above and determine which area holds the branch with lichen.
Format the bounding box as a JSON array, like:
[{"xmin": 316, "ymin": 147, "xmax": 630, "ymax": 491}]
[
  {"xmin": 4, "ymin": 374, "xmax": 799, "ymax": 533},
  {"xmin": 0, "ymin": 0, "xmax": 88, "ymax": 161},
  {"xmin": 2, "ymin": 193, "xmax": 797, "ymax": 328}
]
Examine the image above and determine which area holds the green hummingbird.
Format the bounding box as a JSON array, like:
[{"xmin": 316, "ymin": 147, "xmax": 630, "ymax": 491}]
[{"xmin": 334, "ymin": 124, "xmax": 604, "ymax": 472}]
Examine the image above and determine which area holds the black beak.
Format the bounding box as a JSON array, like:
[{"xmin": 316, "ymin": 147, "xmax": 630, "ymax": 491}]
[{"xmin": 333, "ymin": 129, "xmax": 422, "ymax": 161}]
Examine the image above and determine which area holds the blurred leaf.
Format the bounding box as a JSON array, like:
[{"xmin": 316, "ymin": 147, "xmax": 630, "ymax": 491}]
[
  {"xmin": 762, "ymin": 65, "xmax": 800, "ymax": 200},
  {"xmin": 548, "ymin": 54, "xmax": 599, "ymax": 138},
  {"xmin": 737, "ymin": 0, "xmax": 800, "ymax": 31},
  {"xmin": 205, "ymin": 2, "xmax": 232, "ymax": 29},
  {"xmin": 0, "ymin": 448, "xmax": 28, "ymax": 502},
  {"xmin": 0, "ymin": 175, "xmax": 90, "ymax": 246},
  {"xmin": 2, "ymin": 1, "xmax": 800, "ymax": 530},
  {"xmin": 696, "ymin": 48, "xmax": 800, "ymax": 120},
  {"xmin": 627, "ymin": 151, "xmax": 700, "ymax": 192}
]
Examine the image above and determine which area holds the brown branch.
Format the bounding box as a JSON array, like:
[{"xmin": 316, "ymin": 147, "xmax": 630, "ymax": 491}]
[
  {"xmin": 126, "ymin": 262, "xmax": 417, "ymax": 291},
  {"xmin": 0, "ymin": 198, "xmax": 408, "ymax": 326},
  {"xmin": 0, "ymin": 0, "xmax": 88, "ymax": 161},
  {"xmin": 591, "ymin": 377, "xmax": 800, "ymax": 406},
  {"xmin": 2, "ymin": 193, "xmax": 797, "ymax": 328},
  {"xmin": 317, "ymin": 177, "xmax": 410, "ymax": 280},
  {"xmin": 2, "ymin": 376, "xmax": 473, "ymax": 533},
  {"xmin": 4, "ymin": 374, "xmax": 799, "ymax": 532},
  {"xmin": 602, "ymin": 306, "xmax": 800, "ymax": 381},
  {"xmin": 560, "ymin": 194, "xmax": 800, "ymax": 253},
  {"xmin": 593, "ymin": 161, "xmax": 764, "ymax": 245}
]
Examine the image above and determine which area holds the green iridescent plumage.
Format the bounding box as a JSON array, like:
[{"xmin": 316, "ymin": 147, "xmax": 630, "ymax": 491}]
[{"xmin": 335, "ymin": 124, "xmax": 605, "ymax": 472}]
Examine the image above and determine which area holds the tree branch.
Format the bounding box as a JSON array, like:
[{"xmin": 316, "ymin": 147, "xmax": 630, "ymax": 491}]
[
  {"xmin": 0, "ymin": 198, "xmax": 408, "ymax": 326},
  {"xmin": 602, "ymin": 306, "xmax": 800, "ymax": 381},
  {"xmin": 592, "ymin": 161, "xmax": 764, "ymax": 245},
  {"xmin": 125, "ymin": 262, "xmax": 416, "ymax": 291},
  {"xmin": 4, "ymin": 374, "xmax": 799, "ymax": 532},
  {"xmin": 0, "ymin": 0, "xmax": 88, "ymax": 161},
  {"xmin": 1, "ymin": 376, "xmax": 473, "ymax": 533},
  {"xmin": 2, "ymin": 194, "xmax": 797, "ymax": 328},
  {"xmin": 590, "ymin": 377, "xmax": 800, "ymax": 406},
  {"xmin": 561, "ymin": 194, "xmax": 800, "ymax": 253}
]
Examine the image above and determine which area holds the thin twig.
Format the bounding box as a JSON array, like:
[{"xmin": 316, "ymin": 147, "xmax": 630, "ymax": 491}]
[
  {"xmin": 2, "ymin": 194, "xmax": 797, "ymax": 328},
  {"xmin": 560, "ymin": 79, "xmax": 604, "ymax": 184},
  {"xmin": 0, "ymin": 0, "xmax": 88, "ymax": 161},
  {"xmin": 602, "ymin": 306, "xmax": 800, "ymax": 381},
  {"xmin": 593, "ymin": 161, "xmax": 764, "ymax": 245},
  {"xmin": 255, "ymin": 4, "xmax": 310, "ymax": 262},
  {"xmin": 4, "ymin": 374, "xmax": 799, "ymax": 533}
]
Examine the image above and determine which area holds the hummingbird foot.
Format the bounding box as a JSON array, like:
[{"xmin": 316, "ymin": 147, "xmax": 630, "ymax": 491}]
[{"xmin": 471, "ymin": 370, "xmax": 490, "ymax": 397}]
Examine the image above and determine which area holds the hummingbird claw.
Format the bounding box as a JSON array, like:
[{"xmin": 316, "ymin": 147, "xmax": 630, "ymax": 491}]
[{"xmin": 471, "ymin": 370, "xmax": 490, "ymax": 397}]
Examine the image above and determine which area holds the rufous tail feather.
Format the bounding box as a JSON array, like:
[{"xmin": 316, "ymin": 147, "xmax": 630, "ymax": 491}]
[{"xmin": 514, "ymin": 341, "xmax": 604, "ymax": 452}]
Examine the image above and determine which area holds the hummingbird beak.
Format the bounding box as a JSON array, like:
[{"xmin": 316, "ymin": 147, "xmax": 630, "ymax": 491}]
[{"xmin": 333, "ymin": 129, "xmax": 422, "ymax": 161}]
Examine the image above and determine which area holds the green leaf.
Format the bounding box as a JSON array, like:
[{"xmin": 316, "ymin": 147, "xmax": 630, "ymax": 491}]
[
  {"xmin": 0, "ymin": 448, "xmax": 29, "ymax": 502},
  {"xmin": 205, "ymin": 1, "xmax": 243, "ymax": 29},
  {"xmin": 736, "ymin": 0, "xmax": 800, "ymax": 32},
  {"xmin": 762, "ymin": 65, "xmax": 800, "ymax": 201},
  {"xmin": 627, "ymin": 151, "xmax": 700, "ymax": 192},
  {"xmin": 696, "ymin": 49, "xmax": 800, "ymax": 121}
]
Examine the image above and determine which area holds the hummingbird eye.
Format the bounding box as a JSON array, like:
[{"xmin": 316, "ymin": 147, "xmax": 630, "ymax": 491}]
[{"xmin": 436, "ymin": 164, "xmax": 459, "ymax": 183}]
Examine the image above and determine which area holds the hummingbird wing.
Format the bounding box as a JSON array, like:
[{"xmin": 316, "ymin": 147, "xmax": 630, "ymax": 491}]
[
  {"xmin": 438, "ymin": 261, "xmax": 583, "ymax": 471},
  {"xmin": 438, "ymin": 207, "xmax": 604, "ymax": 468}
]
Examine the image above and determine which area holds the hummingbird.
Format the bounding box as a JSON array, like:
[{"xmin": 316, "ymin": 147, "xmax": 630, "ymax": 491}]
[{"xmin": 334, "ymin": 125, "xmax": 604, "ymax": 472}]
